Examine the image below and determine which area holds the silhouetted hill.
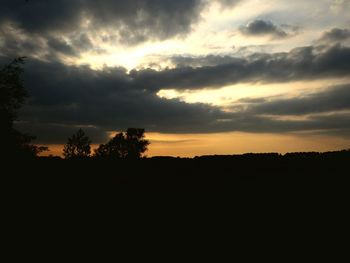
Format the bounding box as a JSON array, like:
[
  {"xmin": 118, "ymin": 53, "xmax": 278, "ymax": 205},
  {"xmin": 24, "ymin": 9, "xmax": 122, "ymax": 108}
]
[{"xmin": 4, "ymin": 149, "xmax": 348, "ymax": 194}]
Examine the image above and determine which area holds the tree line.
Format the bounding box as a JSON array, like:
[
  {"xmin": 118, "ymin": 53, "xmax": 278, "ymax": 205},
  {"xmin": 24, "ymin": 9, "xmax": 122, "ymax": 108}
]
[
  {"xmin": 63, "ymin": 128, "xmax": 149, "ymax": 160},
  {"xmin": 1, "ymin": 58, "xmax": 149, "ymax": 160}
]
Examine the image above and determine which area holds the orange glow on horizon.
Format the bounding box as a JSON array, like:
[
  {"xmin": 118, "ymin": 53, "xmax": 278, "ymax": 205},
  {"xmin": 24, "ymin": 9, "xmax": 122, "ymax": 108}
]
[{"xmin": 39, "ymin": 132, "xmax": 350, "ymax": 158}]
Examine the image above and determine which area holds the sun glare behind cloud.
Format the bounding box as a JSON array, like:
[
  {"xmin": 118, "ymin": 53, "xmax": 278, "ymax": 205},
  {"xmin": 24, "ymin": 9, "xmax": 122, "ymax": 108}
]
[{"xmin": 157, "ymin": 79, "xmax": 350, "ymax": 108}]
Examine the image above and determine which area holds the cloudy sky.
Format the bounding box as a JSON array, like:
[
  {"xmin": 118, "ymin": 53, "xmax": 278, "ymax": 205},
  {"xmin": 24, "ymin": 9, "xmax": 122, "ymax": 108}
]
[{"xmin": 1, "ymin": 0, "xmax": 350, "ymax": 156}]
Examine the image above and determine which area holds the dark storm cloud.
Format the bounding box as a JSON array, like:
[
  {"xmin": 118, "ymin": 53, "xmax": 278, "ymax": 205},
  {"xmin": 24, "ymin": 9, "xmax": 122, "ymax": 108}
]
[
  {"xmin": 224, "ymin": 84, "xmax": 350, "ymax": 136},
  {"xmin": 239, "ymin": 20, "xmax": 289, "ymax": 38},
  {"xmin": 46, "ymin": 37, "xmax": 77, "ymax": 57},
  {"xmin": 0, "ymin": 0, "xmax": 205, "ymax": 45},
  {"xmin": 237, "ymin": 97, "xmax": 267, "ymax": 104},
  {"xmin": 85, "ymin": 0, "xmax": 204, "ymax": 44},
  {"xmin": 1, "ymin": 0, "xmax": 234, "ymax": 60},
  {"xmin": 133, "ymin": 44, "xmax": 350, "ymax": 91},
  {"xmin": 247, "ymin": 84, "xmax": 350, "ymax": 116},
  {"xmin": 16, "ymin": 122, "xmax": 110, "ymax": 144},
  {"xmin": 318, "ymin": 28, "xmax": 350, "ymax": 44},
  {"xmin": 71, "ymin": 33, "xmax": 94, "ymax": 52},
  {"xmin": 3, "ymin": 56, "xmax": 347, "ymax": 143},
  {"xmin": 0, "ymin": 0, "xmax": 81, "ymax": 34},
  {"xmin": 0, "ymin": 22, "xmax": 80, "ymax": 59},
  {"xmin": 170, "ymin": 55, "xmax": 243, "ymax": 68},
  {"xmin": 12, "ymin": 58, "xmax": 229, "ymax": 142},
  {"xmin": 0, "ymin": 23, "xmax": 43, "ymax": 57},
  {"xmin": 0, "ymin": 0, "xmax": 244, "ymax": 51}
]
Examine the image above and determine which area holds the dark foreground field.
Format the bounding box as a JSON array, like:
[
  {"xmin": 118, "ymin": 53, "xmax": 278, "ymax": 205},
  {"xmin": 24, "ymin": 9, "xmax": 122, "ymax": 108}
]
[
  {"xmin": 3, "ymin": 150, "xmax": 349, "ymax": 231},
  {"xmin": 5, "ymin": 150, "xmax": 349, "ymax": 194}
]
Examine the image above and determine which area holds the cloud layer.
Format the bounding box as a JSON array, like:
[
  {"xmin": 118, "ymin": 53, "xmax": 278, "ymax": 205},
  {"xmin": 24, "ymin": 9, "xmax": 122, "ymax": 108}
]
[
  {"xmin": 0, "ymin": 0, "xmax": 204, "ymax": 43},
  {"xmin": 239, "ymin": 20, "xmax": 289, "ymax": 38},
  {"xmin": 318, "ymin": 28, "xmax": 350, "ymax": 44},
  {"xmin": 0, "ymin": 1, "xmax": 349, "ymax": 144},
  {"xmin": 6, "ymin": 43, "xmax": 350, "ymax": 143},
  {"xmin": 135, "ymin": 44, "xmax": 350, "ymax": 91}
]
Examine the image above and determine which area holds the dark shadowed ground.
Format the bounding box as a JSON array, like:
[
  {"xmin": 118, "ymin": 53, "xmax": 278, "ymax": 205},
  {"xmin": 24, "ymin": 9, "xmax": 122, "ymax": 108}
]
[
  {"xmin": 3, "ymin": 150, "xmax": 348, "ymax": 240},
  {"xmin": 5, "ymin": 150, "xmax": 349, "ymax": 195}
]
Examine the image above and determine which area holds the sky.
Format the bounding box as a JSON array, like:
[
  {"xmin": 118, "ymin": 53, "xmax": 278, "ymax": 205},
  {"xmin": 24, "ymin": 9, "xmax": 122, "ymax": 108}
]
[{"xmin": 1, "ymin": 0, "xmax": 350, "ymax": 156}]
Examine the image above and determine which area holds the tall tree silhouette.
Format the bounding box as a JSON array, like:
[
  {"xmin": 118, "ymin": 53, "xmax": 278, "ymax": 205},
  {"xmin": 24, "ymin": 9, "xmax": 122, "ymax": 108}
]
[
  {"xmin": 63, "ymin": 129, "xmax": 91, "ymax": 159},
  {"xmin": 94, "ymin": 128, "xmax": 150, "ymax": 159},
  {"xmin": 0, "ymin": 57, "xmax": 47, "ymax": 159},
  {"xmin": 125, "ymin": 128, "xmax": 150, "ymax": 159},
  {"xmin": 0, "ymin": 58, "xmax": 27, "ymax": 126}
]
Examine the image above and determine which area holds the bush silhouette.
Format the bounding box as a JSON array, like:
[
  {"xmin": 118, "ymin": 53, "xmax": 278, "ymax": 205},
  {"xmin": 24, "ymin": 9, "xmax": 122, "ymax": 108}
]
[
  {"xmin": 94, "ymin": 128, "xmax": 150, "ymax": 159},
  {"xmin": 0, "ymin": 57, "xmax": 47, "ymax": 159},
  {"xmin": 63, "ymin": 129, "xmax": 92, "ymax": 159}
]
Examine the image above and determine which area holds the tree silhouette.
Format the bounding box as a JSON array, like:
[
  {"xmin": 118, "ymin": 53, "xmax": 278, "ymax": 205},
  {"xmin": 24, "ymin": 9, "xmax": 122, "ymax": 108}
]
[
  {"xmin": 94, "ymin": 128, "xmax": 150, "ymax": 159},
  {"xmin": 94, "ymin": 133, "xmax": 127, "ymax": 159},
  {"xmin": 125, "ymin": 128, "xmax": 150, "ymax": 159},
  {"xmin": 0, "ymin": 57, "xmax": 28, "ymax": 125},
  {"xmin": 63, "ymin": 129, "xmax": 91, "ymax": 159},
  {"xmin": 0, "ymin": 57, "xmax": 47, "ymax": 159}
]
